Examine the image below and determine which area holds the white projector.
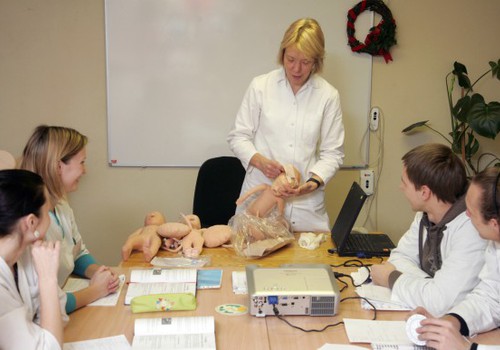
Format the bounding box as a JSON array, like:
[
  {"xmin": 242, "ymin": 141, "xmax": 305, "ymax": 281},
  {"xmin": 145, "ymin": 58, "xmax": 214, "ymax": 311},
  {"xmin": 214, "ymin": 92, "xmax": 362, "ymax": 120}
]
[{"xmin": 246, "ymin": 264, "xmax": 339, "ymax": 317}]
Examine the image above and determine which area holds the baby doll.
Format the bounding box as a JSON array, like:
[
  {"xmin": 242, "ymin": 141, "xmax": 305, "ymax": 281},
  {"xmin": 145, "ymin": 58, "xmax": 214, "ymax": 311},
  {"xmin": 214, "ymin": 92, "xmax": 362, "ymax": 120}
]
[
  {"xmin": 236, "ymin": 164, "xmax": 301, "ymax": 219},
  {"xmin": 157, "ymin": 214, "xmax": 200, "ymax": 253},
  {"xmin": 201, "ymin": 225, "xmax": 232, "ymax": 248},
  {"xmin": 121, "ymin": 211, "xmax": 165, "ymax": 262},
  {"xmin": 232, "ymin": 164, "xmax": 300, "ymax": 244}
]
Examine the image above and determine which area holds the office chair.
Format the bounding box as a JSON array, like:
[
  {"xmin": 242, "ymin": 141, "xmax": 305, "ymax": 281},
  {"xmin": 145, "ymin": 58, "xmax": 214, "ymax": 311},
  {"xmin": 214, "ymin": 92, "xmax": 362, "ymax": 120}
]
[{"xmin": 192, "ymin": 156, "xmax": 246, "ymax": 228}]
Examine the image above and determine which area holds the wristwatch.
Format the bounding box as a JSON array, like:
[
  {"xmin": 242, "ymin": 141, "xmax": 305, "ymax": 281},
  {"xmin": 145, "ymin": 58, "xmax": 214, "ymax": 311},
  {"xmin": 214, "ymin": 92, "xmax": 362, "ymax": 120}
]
[{"xmin": 307, "ymin": 177, "xmax": 321, "ymax": 189}]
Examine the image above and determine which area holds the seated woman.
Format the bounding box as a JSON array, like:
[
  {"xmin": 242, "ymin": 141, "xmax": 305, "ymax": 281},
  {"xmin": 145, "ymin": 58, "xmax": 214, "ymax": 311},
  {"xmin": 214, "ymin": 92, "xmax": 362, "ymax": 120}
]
[
  {"xmin": 20, "ymin": 125, "xmax": 120, "ymax": 314},
  {"xmin": 0, "ymin": 169, "xmax": 68, "ymax": 350}
]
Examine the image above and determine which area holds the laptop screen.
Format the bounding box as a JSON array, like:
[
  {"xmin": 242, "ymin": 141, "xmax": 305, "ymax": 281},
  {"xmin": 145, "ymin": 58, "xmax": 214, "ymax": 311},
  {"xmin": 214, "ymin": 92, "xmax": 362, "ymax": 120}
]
[{"xmin": 330, "ymin": 182, "xmax": 368, "ymax": 251}]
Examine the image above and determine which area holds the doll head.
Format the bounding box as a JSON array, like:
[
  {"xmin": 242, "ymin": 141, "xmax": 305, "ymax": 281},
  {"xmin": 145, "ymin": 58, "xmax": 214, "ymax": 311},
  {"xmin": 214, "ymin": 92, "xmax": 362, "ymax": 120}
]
[
  {"xmin": 144, "ymin": 211, "xmax": 166, "ymax": 226},
  {"xmin": 272, "ymin": 164, "xmax": 301, "ymax": 192}
]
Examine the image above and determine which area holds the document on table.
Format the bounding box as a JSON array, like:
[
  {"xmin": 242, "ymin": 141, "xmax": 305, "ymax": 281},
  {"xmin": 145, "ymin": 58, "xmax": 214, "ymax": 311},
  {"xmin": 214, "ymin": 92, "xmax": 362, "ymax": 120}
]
[
  {"xmin": 63, "ymin": 274, "xmax": 126, "ymax": 306},
  {"xmin": 356, "ymin": 284, "xmax": 411, "ymax": 311},
  {"xmin": 125, "ymin": 281, "xmax": 196, "ymax": 305},
  {"xmin": 231, "ymin": 271, "xmax": 247, "ymax": 294},
  {"xmin": 343, "ymin": 318, "xmax": 413, "ymax": 345},
  {"xmin": 63, "ymin": 334, "xmax": 131, "ymax": 350},
  {"xmin": 132, "ymin": 316, "xmax": 216, "ymax": 350},
  {"xmin": 371, "ymin": 344, "xmax": 433, "ymax": 350},
  {"xmin": 130, "ymin": 268, "xmax": 197, "ymax": 283},
  {"xmin": 352, "ymin": 268, "xmax": 410, "ymax": 311},
  {"xmin": 125, "ymin": 268, "xmax": 197, "ymax": 305},
  {"xmin": 318, "ymin": 344, "xmax": 368, "ymax": 350}
]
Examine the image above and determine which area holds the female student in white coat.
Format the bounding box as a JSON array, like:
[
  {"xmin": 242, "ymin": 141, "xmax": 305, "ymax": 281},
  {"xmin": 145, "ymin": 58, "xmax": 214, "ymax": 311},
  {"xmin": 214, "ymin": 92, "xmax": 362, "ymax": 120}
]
[
  {"xmin": 20, "ymin": 125, "xmax": 120, "ymax": 314},
  {"xmin": 416, "ymin": 167, "xmax": 500, "ymax": 350},
  {"xmin": 227, "ymin": 18, "xmax": 345, "ymax": 232},
  {"xmin": 0, "ymin": 169, "xmax": 68, "ymax": 350}
]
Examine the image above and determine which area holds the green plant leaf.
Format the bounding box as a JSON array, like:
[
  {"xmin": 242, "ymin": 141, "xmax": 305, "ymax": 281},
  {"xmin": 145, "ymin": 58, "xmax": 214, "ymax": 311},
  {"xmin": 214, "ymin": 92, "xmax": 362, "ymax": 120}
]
[
  {"xmin": 490, "ymin": 59, "xmax": 500, "ymax": 80},
  {"xmin": 453, "ymin": 61, "xmax": 471, "ymax": 89},
  {"xmin": 453, "ymin": 95, "xmax": 471, "ymax": 122},
  {"xmin": 468, "ymin": 101, "xmax": 500, "ymax": 139},
  {"xmin": 452, "ymin": 131, "xmax": 480, "ymax": 159},
  {"xmin": 402, "ymin": 120, "xmax": 429, "ymax": 133},
  {"xmin": 465, "ymin": 132, "xmax": 480, "ymax": 158}
]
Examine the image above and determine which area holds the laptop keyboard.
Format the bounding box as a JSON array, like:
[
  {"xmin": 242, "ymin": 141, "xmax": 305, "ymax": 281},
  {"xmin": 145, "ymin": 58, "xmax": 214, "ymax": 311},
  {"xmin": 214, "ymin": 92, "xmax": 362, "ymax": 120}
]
[{"xmin": 345, "ymin": 234, "xmax": 376, "ymax": 251}]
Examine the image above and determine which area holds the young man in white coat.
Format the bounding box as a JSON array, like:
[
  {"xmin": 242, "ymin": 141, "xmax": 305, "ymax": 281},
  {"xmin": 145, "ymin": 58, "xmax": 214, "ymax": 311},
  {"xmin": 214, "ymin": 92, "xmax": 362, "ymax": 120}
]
[{"xmin": 371, "ymin": 143, "xmax": 487, "ymax": 316}]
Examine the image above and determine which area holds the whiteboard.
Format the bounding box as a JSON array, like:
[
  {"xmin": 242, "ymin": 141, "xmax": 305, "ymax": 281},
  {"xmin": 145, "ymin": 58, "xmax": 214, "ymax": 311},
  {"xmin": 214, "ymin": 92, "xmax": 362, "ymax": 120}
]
[{"xmin": 105, "ymin": 0, "xmax": 372, "ymax": 167}]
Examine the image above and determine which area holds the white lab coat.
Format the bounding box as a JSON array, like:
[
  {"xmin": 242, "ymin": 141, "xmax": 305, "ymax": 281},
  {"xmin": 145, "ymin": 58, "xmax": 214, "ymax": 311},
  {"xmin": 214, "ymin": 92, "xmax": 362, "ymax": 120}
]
[
  {"xmin": 227, "ymin": 68, "xmax": 345, "ymax": 232},
  {"xmin": 0, "ymin": 248, "xmax": 68, "ymax": 350},
  {"xmin": 449, "ymin": 240, "xmax": 500, "ymax": 337},
  {"xmin": 389, "ymin": 211, "xmax": 488, "ymax": 316}
]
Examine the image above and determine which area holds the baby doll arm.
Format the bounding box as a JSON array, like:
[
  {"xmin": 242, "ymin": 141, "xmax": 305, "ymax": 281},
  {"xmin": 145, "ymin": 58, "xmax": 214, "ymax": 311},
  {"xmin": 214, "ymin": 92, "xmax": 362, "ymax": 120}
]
[
  {"xmin": 121, "ymin": 225, "xmax": 162, "ymax": 262},
  {"xmin": 236, "ymin": 184, "xmax": 269, "ymax": 205},
  {"xmin": 182, "ymin": 229, "xmax": 204, "ymax": 258},
  {"xmin": 157, "ymin": 222, "xmax": 191, "ymax": 239},
  {"xmin": 121, "ymin": 227, "xmax": 146, "ymax": 261},
  {"xmin": 182, "ymin": 214, "xmax": 201, "ymax": 230}
]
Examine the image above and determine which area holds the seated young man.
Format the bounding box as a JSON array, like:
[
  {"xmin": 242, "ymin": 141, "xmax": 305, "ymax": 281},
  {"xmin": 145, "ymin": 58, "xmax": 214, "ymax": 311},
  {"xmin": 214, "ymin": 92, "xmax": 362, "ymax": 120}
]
[
  {"xmin": 370, "ymin": 143, "xmax": 487, "ymax": 316},
  {"xmin": 417, "ymin": 167, "xmax": 500, "ymax": 350}
]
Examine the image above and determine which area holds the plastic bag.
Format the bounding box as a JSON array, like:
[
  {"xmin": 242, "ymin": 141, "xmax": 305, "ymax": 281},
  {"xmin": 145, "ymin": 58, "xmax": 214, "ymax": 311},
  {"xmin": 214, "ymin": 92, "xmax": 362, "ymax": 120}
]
[{"xmin": 229, "ymin": 210, "xmax": 294, "ymax": 258}]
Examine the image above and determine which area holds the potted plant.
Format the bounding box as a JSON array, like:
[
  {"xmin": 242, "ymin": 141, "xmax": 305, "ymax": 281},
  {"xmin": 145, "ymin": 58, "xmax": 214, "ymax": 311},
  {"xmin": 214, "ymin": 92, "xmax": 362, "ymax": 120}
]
[{"xmin": 402, "ymin": 59, "xmax": 500, "ymax": 175}]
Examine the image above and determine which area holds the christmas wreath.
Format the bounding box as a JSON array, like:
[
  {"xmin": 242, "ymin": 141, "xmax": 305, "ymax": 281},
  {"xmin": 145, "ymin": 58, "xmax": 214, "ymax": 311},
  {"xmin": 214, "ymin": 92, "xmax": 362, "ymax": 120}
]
[{"xmin": 347, "ymin": 0, "xmax": 397, "ymax": 63}]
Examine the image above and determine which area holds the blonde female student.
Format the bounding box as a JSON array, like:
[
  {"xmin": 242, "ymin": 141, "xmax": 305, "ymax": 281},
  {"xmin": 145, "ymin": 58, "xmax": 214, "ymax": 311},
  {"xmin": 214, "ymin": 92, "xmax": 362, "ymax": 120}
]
[
  {"xmin": 0, "ymin": 169, "xmax": 68, "ymax": 350},
  {"xmin": 416, "ymin": 167, "xmax": 500, "ymax": 350},
  {"xmin": 20, "ymin": 125, "xmax": 120, "ymax": 314}
]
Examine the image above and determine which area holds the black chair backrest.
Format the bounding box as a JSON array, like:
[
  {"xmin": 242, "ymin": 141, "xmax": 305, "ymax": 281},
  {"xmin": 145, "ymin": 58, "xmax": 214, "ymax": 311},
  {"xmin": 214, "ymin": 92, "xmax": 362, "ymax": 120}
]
[{"xmin": 192, "ymin": 156, "xmax": 246, "ymax": 228}]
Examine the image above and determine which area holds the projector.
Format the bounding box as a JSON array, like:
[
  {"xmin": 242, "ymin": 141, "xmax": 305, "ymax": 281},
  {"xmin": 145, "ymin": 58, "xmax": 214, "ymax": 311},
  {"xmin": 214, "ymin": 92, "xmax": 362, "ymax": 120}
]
[{"xmin": 246, "ymin": 264, "xmax": 339, "ymax": 317}]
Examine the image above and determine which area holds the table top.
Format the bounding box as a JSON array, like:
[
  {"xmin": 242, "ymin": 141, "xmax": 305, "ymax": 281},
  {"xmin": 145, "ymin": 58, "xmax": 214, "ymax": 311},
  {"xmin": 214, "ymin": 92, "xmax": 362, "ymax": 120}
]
[
  {"xmin": 64, "ymin": 235, "xmax": 500, "ymax": 349},
  {"xmin": 119, "ymin": 233, "xmax": 385, "ymax": 268}
]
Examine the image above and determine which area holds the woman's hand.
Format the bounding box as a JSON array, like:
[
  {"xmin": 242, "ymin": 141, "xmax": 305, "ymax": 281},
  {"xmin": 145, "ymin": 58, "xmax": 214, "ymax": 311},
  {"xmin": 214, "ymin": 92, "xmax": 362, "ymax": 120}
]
[
  {"xmin": 31, "ymin": 240, "xmax": 61, "ymax": 281},
  {"xmin": 89, "ymin": 266, "xmax": 119, "ymax": 298},
  {"xmin": 250, "ymin": 154, "xmax": 283, "ymax": 179}
]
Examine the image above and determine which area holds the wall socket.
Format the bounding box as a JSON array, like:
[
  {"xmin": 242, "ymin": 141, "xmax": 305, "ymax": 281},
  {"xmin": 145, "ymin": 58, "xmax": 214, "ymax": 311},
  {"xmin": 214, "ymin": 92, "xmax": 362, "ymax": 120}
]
[
  {"xmin": 370, "ymin": 107, "xmax": 379, "ymax": 131},
  {"xmin": 360, "ymin": 169, "xmax": 375, "ymax": 195}
]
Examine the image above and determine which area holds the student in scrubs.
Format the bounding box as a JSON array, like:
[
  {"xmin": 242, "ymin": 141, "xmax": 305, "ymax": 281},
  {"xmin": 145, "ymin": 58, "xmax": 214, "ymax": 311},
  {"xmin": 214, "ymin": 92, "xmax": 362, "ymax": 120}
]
[
  {"xmin": 20, "ymin": 125, "xmax": 120, "ymax": 314},
  {"xmin": 0, "ymin": 169, "xmax": 68, "ymax": 350}
]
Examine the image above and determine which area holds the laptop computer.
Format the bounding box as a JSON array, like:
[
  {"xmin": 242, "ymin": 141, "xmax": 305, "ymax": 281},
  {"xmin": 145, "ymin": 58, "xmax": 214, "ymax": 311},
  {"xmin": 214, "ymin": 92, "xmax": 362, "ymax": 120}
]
[{"xmin": 331, "ymin": 182, "xmax": 396, "ymax": 258}]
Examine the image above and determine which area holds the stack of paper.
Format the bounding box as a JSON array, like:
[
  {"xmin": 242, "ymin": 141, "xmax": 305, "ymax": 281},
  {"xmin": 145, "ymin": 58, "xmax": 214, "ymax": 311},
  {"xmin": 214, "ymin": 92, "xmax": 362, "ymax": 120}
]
[
  {"xmin": 351, "ymin": 268, "xmax": 410, "ymax": 311},
  {"xmin": 231, "ymin": 271, "xmax": 247, "ymax": 294},
  {"xmin": 125, "ymin": 268, "xmax": 197, "ymax": 305},
  {"xmin": 132, "ymin": 316, "xmax": 216, "ymax": 350}
]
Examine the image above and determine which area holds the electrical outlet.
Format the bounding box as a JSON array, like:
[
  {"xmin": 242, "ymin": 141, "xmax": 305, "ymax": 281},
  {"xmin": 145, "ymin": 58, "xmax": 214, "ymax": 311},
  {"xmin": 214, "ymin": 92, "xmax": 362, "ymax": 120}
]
[
  {"xmin": 360, "ymin": 169, "xmax": 374, "ymax": 195},
  {"xmin": 370, "ymin": 107, "xmax": 379, "ymax": 131}
]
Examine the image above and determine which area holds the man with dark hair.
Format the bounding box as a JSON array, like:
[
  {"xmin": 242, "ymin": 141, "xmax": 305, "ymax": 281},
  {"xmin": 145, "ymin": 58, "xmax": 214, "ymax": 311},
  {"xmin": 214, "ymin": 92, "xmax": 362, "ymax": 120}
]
[{"xmin": 371, "ymin": 143, "xmax": 487, "ymax": 316}]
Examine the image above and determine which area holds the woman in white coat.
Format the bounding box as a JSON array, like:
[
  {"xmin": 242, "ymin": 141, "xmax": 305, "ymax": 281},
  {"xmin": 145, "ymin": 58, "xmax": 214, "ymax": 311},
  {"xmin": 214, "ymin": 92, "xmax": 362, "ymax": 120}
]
[
  {"xmin": 416, "ymin": 167, "xmax": 500, "ymax": 350},
  {"xmin": 0, "ymin": 169, "xmax": 68, "ymax": 350},
  {"xmin": 227, "ymin": 18, "xmax": 344, "ymax": 232}
]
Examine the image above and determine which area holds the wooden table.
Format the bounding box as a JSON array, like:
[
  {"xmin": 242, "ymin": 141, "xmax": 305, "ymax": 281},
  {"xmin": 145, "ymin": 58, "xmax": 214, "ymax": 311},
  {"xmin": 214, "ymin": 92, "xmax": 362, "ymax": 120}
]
[
  {"xmin": 65, "ymin": 236, "xmax": 500, "ymax": 349},
  {"xmin": 119, "ymin": 233, "xmax": 385, "ymax": 268}
]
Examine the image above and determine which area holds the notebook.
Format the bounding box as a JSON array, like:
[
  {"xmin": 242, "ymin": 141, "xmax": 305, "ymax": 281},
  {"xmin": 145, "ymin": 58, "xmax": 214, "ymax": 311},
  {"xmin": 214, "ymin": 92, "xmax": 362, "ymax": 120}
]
[{"xmin": 331, "ymin": 182, "xmax": 396, "ymax": 258}]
